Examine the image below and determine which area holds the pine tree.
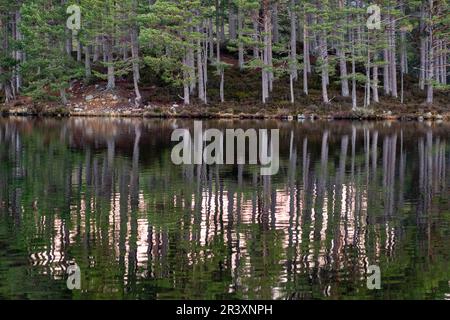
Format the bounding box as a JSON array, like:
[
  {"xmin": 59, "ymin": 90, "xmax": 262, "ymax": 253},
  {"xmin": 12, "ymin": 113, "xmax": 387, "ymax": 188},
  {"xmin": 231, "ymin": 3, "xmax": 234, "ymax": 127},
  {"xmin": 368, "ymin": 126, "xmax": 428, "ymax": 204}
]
[
  {"xmin": 20, "ymin": 0, "xmax": 81, "ymax": 104},
  {"xmin": 1, "ymin": 0, "xmax": 447, "ymax": 108}
]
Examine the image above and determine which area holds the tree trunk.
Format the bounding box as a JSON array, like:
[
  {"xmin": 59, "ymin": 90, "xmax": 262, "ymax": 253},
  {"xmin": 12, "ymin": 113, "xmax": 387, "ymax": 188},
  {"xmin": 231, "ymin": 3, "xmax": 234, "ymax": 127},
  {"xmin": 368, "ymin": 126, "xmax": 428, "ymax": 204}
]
[
  {"xmin": 420, "ymin": 37, "xmax": 426, "ymax": 89},
  {"xmin": 252, "ymin": 11, "xmax": 259, "ymax": 59},
  {"xmin": 439, "ymin": 40, "xmax": 444, "ymax": 84},
  {"xmin": 105, "ymin": 38, "xmax": 115, "ymax": 90},
  {"xmin": 383, "ymin": 47, "xmax": 390, "ymax": 95},
  {"xmin": 290, "ymin": 74, "xmax": 295, "ymax": 104},
  {"xmin": 14, "ymin": 10, "xmax": 22, "ymax": 92},
  {"xmin": 229, "ymin": 4, "xmax": 237, "ymax": 40},
  {"xmin": 84, "ymin": 45, "xmax": 92, "ymax": 81},
  {"xmin": 1, "ymin": 17, "xmax": 14, "ymax": 103},
  {"xmin": 208, "ymin": 18, "xmax": 214, "ymax": 59},
  {"xmin": 220, "ymin": 71, "xmax": 224, "ymax": 103},
  {"xmin": 60, "ymin": 88, "xmax": 68, "ymax": 105},
  {"xmin": 303, "ymin": 8, "xmax": 309, "ymax": 95},
  {"xmin": 426, "ymin": 2, "xmax": 434, "ymax": 104},
  {"xmin": 319, "ymin": 24, "xmax": 329, "ymax": 103},
  {"xmin": 351, "ymin": 32, "xmax": 357, "ymax": 110},
  {"xmin": 339, "ymin": 47, "xmax": 349, "ymax": 97},
  {"xmin": 2, "ymin": 81, "xmax": 14, "ymax": 104},
  {"xmin": 130, "ymin": 0, "xmax": 142, "ymax": 106},
  {"xmin": 77, "ymin": 42, "xmax": 82, "ymax": 62},
  {"xmin": 272, "ymin": 3, "xmax": 279, "ymax": 44},
  {"xmin": 216, "ymin": 28, "xmax": 224, "ymax": 103},
  {"xmin": 443, "ymin": 41, "xmax": 447, "ymax": 85},
  {"xmin": 183, "ymin": 55, "xmax": 190, "ymax": 105},
  {"xmin": 261, "ymin": 0, "xmax": 272, "ymax": 103},
  {"xmin": 289, "ymin": 0, "xmax": 298, "ymax": 81},
  {"xmin": 373, "ymin": 65, "xmax": 380, "ymax": 103},
  {"xmin": 237, "ymin": 8, "xmax": 244, "ymax": 70},
  {"xmin": 93, "ymin": 36, "xmax": 100, "ymax": 62},
  {"xmin": 197, "ymin": 26, "xmax": 206, "ymax": 104},
  {"xmin": 365, "ymin": 32, "xmax": 371, "ymax": 108},
  {"xmin": 65, "ymin": 29, "xmax": 73, "ymax": 55},
  {"xmin": 131, "ymin": 26, "xmax": 142, "ymax": 106},
  {"xmin": 400, "ymin": 31, "xmax": 408, "ymax": 74},
  {"xmin": 389, "ymin": 16, "xmax": 398, "ymax": 98}
]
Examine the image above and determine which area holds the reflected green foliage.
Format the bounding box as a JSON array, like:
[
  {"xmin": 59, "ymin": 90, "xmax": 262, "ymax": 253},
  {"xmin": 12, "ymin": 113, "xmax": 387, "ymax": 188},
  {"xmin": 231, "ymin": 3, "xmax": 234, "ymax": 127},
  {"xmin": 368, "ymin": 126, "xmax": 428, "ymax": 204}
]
[{"xmin": 0, "ymin": 118, "xmax": 449, "ymax": 300}]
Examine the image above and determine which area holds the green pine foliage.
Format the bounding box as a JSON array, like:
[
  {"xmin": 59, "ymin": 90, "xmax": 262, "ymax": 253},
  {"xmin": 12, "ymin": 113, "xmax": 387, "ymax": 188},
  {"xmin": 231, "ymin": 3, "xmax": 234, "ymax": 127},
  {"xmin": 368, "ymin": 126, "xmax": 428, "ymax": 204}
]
[{"xmin": 0, "ymin": 0, "xmax": 448, "ymax": 106}]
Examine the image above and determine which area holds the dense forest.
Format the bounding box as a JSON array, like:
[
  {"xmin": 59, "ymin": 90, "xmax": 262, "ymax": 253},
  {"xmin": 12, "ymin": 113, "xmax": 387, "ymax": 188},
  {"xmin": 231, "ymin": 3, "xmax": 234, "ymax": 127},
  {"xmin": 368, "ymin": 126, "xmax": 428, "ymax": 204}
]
[{"xmin": 0, "ymin": 0, "xmax": 449, "ymax": 113}]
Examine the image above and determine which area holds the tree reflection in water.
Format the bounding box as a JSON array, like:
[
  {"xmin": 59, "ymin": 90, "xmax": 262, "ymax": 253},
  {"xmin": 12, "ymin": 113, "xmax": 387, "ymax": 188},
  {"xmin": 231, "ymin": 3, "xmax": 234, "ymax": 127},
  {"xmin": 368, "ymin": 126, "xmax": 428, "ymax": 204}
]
[{"xmin": 0, "ymin": 118, "xmax": 448, "ymax": 300}]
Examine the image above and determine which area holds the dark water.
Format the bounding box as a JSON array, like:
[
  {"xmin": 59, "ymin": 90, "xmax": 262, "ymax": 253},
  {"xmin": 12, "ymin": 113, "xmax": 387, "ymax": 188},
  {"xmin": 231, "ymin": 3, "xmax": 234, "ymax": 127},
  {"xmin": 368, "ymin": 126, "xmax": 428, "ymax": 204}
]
[{"xmin": 0, "ymin": 117, "xmax": 448, "ymax": 300}]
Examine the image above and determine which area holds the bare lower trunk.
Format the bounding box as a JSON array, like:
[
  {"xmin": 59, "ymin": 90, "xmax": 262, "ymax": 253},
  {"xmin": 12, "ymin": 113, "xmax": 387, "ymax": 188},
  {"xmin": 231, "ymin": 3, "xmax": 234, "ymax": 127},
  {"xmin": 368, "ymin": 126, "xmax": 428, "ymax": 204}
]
[
  {"xmin": 220, "ymin": 71, "xmax": 224, "ymax": 103},
  {"xmin": 197, "ymin": 26, "xmax": 206, "ymax": 104},
  {"xmin": 426, "ymin": 19, "xmax": 434, "ymax": 104},
  {"xmin": 373, "ymin": 65, "xmax": 379, "ymax": 103},
  {"xmin": 268, "ymin": 36, "xmax": 273, "ymax": 93},
  {"xmin": 77, "ymin": 42, "xmax": 82, "ymax": 62},
  {"xmin": 253, "ymin": 11, "xmax": 259, "ymax": 59},
  {"xmin": 208, "ymin": 18, "xmax": 214, "ymax": 59},
  {"xmin": 105, "ymin": 38, "xmax": 115, "ymax": 90},
  {"xmin": 438, "ymin": 40, "xmax": 444, "ymax": 83},
  {"xmin": 401, "ymin": 68, "xmax": 404, "ymax": 104},
  {"xmin": 420, "ymin": 37, "xmax": 426, "ymax": 89},
  {"xmin": 383, "ymin": 48, "xmax": 390, "ymax": 95},
  {"xmin": 289, "ymin": 0, "xmax": 298, "ymax": 81},
  {"xmin": 389, "ymin": 17, "xmax": 398, "ymax": 98},
  {"xmin": 261, "ymin": 1, "xmax": 271, "ymax": 104},
  {"xmin": 400, "ymin": 31, "xmax": 408, "ymax": 74},
  {"xmin": 303, "ymin": 10, "xmax": 309, "ymax": 95},
  {"xmin": 65, "ymin": 29, "xmax": 72, "ymax": 55},
  {"xmin": 131, "ymin": 9, "xmax": 142, "ymax": 107},
  {"xmin": 365, "ymin": 32, "xmax": 371, "ymax": 108},
  {"xmin": 229, "ymin": 5, "xmax": 237, "ymax": 40},
  {"xmin": 237, "ymin": 9, "xmax": 244, "ymax": 70},
  {"xmin": 290, "ymin": 74, "xmax": 294, "ymax": 104},
  {"xmin": 351, "ymin": 35, "xmax": 357, "ymax": 110},
  {"xmin": 183, "ymin": 55, "xmax": 190, "ymax": 105},
  {"xmin": 443, "ymin": 41, "xmax": 447, "ymax": 85},
  {"xmin": 272, "ymin": 3, "xmax": 279, "ymax": 44},
  {"xmin": 93, "ymin": 36, "xmax": 100, "ymax": 62},
  {"xmin": 3, "ymin": 82, "xmax": 14, "ymax": 103},
  {"xmin": 84, "ymin": 46, "xmax": 92, "ymax": 81},
  {"xmin": 188, "ymin": 40, "xmax": 196, "ymax": 93},
  {"xmin": 216, "ymin": 28, "xmax": 224, "ymax": 103},
  {"xmin": 339, "ymin": 48, "xmax": 349, "ymax": 97},
  {"xmin": 319, "ymin": 32, "xmax": 329, "ymax": 103},
  {"xmin": 14, "ymin": 10, "xmax": 22, "ymax": 92},
  {"xmin": 60, "ymin": 88, "xmax": 68, "ymax": 105}
]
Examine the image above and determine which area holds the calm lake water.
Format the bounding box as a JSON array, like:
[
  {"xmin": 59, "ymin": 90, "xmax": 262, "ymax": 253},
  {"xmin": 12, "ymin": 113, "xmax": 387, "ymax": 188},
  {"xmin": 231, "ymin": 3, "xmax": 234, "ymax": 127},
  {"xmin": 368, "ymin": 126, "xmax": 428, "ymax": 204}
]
[{"xmin": 0, "ymin": 117, "xmax": 448, "ymax": 300}]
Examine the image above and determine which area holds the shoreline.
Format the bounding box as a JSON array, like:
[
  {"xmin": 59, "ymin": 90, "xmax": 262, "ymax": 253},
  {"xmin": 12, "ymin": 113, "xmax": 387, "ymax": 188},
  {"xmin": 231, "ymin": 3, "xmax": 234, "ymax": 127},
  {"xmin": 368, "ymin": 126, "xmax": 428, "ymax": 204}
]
[
  {"xmin": 1, "ymin": 107, "xmax": 449, "ymax": 122},
  {"xmin": 3, "ymin": 77, "xmax": 448, "ymax": 122}
]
